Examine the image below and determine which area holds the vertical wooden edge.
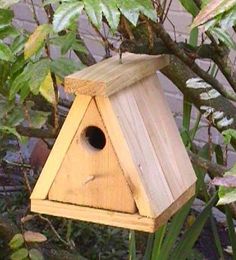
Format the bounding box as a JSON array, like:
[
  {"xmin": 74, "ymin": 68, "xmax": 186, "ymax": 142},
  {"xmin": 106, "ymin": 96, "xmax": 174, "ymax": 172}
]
[
  {"xmin": 30, "ymin": 95, "xmax": 92, "ymax": 200},
  {"xmin": 95, "ymin": 96, "xmax": 156, "ymax": 217}
]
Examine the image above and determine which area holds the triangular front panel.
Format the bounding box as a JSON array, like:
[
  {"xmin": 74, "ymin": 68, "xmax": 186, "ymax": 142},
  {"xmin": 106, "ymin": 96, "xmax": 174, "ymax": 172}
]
[{"xmin": 48, "ymin": 99, "xmax": 137, "ymax": 214}]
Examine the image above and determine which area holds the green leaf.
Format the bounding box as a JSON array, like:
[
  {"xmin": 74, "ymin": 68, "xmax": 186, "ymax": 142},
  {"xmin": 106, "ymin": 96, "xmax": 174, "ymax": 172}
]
[
  {"xmin": 192, "ymin": 0, "xmax": 236, "ymax": 28},
  {"xmin": 28, "ymin": 59, "xmax": 50, "ymax": 94},
  {"xmin": 0, "ymin": 0, "xmax": 20, "ymax": 8},
  {"xmin": 0, "ymin": 41, "xmax": 14, "ymax": 61},
  {"xmin": 210, "ymin": 27, "xmax": 236, "ymax": 49},
  {"xmin": 220, "ymin": 6, "xmax": 236, "ymax": 29},
  {"xmin": 117, "ymin": 0, "xmax": 140, "ymax": 26},
  {"xmin": 84, "ymin": 0, "xmax": 102, "ymax": 28},
  {"xmin": 0, "ymin": 9, "xmax": 14, "ymax": 26},
  {"xmin": 128, "ymin": 230, "xmax": 136, "ymax": 260},
  {"xmin": 9, "ymin": 67, "xmax": 28, "ymax": 100},
  {"xmin": 136, "ymin": 0, "xmax": 157, "ymax": 21},
  {"xmin": 24, "ymin": 24, "xmax": 52, "ymax": 59},
  {"xmin": 61, "ymin": 31, "xmax": 76, "ymax": 55},
  {"xmin": 51, "ymin": 33, "xmax": 87, "ymax": 54},
  {"xmin": 29, "ymin": 110, "xmax": 49, "ymax": 128},
  {"xmin": 179, "ymin": 0, "xmax": 199, "ymax": 17},
  {"xmin": 39, "ymin": 73, "xmax": 56, "ymax": 104},
  {"xmin": 170, "ymin": 194, "xmax": 218, "ymax": 259},
  {"xmin": 9, "ymin": 59, "xmax": 50, "ymax": 100},
  {"xmin": 0, "ymin": 126, "xmax": 21, "ymax": 140},
  {"xmin": 11, "ymin": 35, "xmax": 27, "ymax": 54},
  {"xmin": 100, "ymin": 0, "xmax": 120, "ymax": 31},
  {"xmin": 72, "ymin": 41, "xmax": 88, "ymax": 53},
  {"xmin": 218, "ymin": 187, "xmax": 236, "ymax": 204},
  {"xmin": 217, "ymin": 163, "xmax": 236, "ymax": 204},
  {"xmin": 222, "ymin": 129, "xmax": 236, "ymax": 144},
  {"xmin": 9, "ymin": 233, "xmax": 24, "ymax": 250},
  {"xmin": 10, "ymin": 248, "xmax": 28, "ymax": 260},
  {"xmin": 158, "ymin": 199, "xmax": 193, "ymax": 260},
  {"xmin": 0, "ymin": 25, "xmax": 18, "ymax": 39},
  {"xmin": 151, "ymin": 225, "xmax": 167, "ymax": 259},
  {"xmin": 50, "ymin": 57, "xmax": 82, "ymax": 79},
  {"xmin": 29, "ymin": 249, "xmax": 44, "ymax": 260},
  {"xmin": 53, "ymin": 2, "xmax": 84, "ymax": 32},
  {"xmin": 7, "ymin": 109, "xmax": 24, "ymax": 126}
]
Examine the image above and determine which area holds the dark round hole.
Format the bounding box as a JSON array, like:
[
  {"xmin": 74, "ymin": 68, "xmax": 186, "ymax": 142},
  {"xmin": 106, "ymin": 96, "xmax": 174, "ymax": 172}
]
[{"xmin": 83, "ymin": 126, "xmax": 106, "ymax": 150}]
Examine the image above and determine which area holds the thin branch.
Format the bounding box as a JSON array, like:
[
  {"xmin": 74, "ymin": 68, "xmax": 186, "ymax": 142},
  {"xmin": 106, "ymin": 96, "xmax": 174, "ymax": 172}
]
[
  {"xmin": 193, "ymin": 0, "xmax": 236, "ymax": 92},
  {"xmin": 163, "ymin": 0, "xmax": 173, "ymax": 22},
  {"xmin": 16, "ymin": 125, "xmax": 58, "ymax": 139},
  {"xmin": 29, "ymin": 0, "xmax": 40, "ymax": 26},
  {"xmin": 74, "ymin": 33, "xmax": 97, "ymax": 66},
  {"xmin": 154, "ymin": 22, "xmax": 236, "ymax": 101},
  {"xmin": 188, "ymin": 150, "xmax": 227, "ymax": 177},
  {"xmin": 38, "ymin": 215, "xmax": 74, "ymax": 249}
]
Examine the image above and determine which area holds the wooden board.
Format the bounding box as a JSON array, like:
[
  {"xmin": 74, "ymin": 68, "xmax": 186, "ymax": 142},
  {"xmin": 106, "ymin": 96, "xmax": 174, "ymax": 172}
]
[
  {"xmin": 31, "ymin": 184, "xmax": 195, "ymax": 233},
  {"xmin": 109, "ymin": 84, "xmax": 175, "ymax": 217},
  {"xmin": 132, "ymin": 75, "xmax": 197, "ymax": 198},
  {"xmin": 96, "ymin": 96, "xmax": 156, "ymax": 217},
  {"xmin": 48, "ymin": 99, "xmax": 136, "ymax": 213},
  {"xmin": 65, "ymin": 53, "xmax": 169, "ymax": 97},
  {"xmin": 30, "ymin": 95, "xmax": 92, "ymax": 200}
]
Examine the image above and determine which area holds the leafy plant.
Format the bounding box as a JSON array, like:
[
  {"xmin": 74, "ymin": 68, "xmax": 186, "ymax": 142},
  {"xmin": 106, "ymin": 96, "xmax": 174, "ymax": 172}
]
[
  {"xmin": 9, "ymin": 233, "xmax": 45, "ymax": 260},
  {"xmin": 0, "ymin": 0, "xmax": 236, "ymax": 259}
]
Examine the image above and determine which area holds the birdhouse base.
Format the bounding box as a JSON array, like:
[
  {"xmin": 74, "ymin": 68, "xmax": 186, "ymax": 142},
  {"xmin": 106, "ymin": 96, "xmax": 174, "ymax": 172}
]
[{"xmin": 31, "ymin": 183, "xmax": 195, "ymax": 233}]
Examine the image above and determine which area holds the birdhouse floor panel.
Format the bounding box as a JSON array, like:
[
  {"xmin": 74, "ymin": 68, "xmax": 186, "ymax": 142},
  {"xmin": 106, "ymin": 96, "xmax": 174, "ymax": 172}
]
[
  {"xmin": 48, "ymin": 99, "xmax": 137, "ymax": 214},
  {"xmin": 31, "ymin": 183, "xmax": 195, "ymax": 233}
]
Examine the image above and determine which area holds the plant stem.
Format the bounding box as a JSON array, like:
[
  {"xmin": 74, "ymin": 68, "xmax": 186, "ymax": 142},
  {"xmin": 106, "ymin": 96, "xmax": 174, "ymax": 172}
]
[{"xmin": 225, "ymin": 205, "xmax": 236, "ymax": 259}]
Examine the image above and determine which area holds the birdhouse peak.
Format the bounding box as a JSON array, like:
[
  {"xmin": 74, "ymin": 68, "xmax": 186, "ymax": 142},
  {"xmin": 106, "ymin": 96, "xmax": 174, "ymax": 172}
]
[{"xmin": 65, "ymin": 53, "xmax": 169, "ymax": 97}]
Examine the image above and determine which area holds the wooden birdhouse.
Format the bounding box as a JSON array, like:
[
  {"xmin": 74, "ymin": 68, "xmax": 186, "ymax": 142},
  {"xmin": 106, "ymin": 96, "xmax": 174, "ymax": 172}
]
[{"xmin": 30, "ymin": 53, "xmax": 196, "ymax": 232}]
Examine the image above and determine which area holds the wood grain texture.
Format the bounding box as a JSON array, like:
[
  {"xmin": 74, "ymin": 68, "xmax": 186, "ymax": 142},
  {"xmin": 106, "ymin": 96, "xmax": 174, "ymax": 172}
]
[
  {"xmin": 110, "ymin": 85, "xmax": 175, "ymax": 217},
  {"xmin": 30, "ymin": 95, "xmax": 91, "ymax": 200},
  {"xmin": 96, "ymin": 96, "xmax": 156, "ymax": 217},
  {"xmin": 132, "ymin": 75, "xmax": 197, "ymax": 198},
  {"xmin": 65, "ymin": 53, "xmax": 169, "ymax": 97},
  {"xmin": 31, "ymin": 184, "xmax": 195, "ymax": 233},
  {"xmin": 48, "ymin": 99, "xmax": 136, "ymax": 213}
]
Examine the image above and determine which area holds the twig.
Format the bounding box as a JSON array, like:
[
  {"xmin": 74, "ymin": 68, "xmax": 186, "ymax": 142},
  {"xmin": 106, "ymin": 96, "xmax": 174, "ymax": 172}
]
[
  {"xmin": 162, "ymin": 0, "xmax": 173, "ymax": 23},
  {"xmin": 29, "ymin": 0, "xmax": 40, "ymax": 26},
  {"xmin": 38, "ymin": 215, "xmax": 74, "ymax": 249},
  {"xmin": 188, "ymin": 150, "xmax": 228, "ymax": 177},
  {"xmin": 16, "ymin": 125, "xmax": 58, "ymax": 139},
  {"xmin": 16, "ymin": 141, "xmax": 32, "ymax": 194},
  {"xmin": 154, "ymin": 22, "xmax": 236, "ymax": 101}
]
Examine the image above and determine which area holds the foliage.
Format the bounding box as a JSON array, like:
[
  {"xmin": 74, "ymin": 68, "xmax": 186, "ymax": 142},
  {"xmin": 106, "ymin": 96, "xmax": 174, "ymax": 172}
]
[
  {"xmin": 214, "ymin": 164, "xmax": 236, "ymax": 205},
  {"xmin": 9, "ymin": 233, "xmax": 44, "ymax": 260},
  {"xmin": 0, "ymin": 0, "xmax": 236, "ymax": 259},
  {"xmin": 51, "ymin": 0, "xmax": 157, "ymax": 32},
  {"xmin": 191, "ymin": 0, "xmax": 236, "ymax": 49}
]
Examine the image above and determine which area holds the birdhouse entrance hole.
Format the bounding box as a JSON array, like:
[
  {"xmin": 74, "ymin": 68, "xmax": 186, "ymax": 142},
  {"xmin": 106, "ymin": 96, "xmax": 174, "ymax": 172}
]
[{"xmin": 82, "ymin": 126, "xmax": 106, "ymax": 150}]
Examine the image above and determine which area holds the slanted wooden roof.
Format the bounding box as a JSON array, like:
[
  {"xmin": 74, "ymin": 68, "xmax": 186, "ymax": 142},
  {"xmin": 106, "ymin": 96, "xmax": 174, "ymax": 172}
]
[{"xmin": 65, "ymin": 53, "xmax": 169, "ymax": 97}]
